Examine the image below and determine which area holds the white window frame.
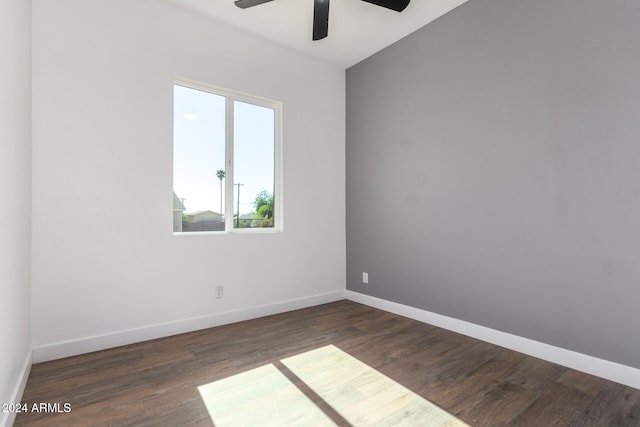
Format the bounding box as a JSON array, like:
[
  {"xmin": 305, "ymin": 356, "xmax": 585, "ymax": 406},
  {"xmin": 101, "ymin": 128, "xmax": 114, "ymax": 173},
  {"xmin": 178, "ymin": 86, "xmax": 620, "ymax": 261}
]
[{"xmin": 174, "ymin": 77, "xmax": 283, "ymax": 234}]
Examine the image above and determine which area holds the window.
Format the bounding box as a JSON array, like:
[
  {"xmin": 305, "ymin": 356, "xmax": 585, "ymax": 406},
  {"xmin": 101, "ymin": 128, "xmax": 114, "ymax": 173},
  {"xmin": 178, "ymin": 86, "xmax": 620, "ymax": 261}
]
[{"xmin": 173, "ymin": 79, "xmax": 282, "ymax": 233}]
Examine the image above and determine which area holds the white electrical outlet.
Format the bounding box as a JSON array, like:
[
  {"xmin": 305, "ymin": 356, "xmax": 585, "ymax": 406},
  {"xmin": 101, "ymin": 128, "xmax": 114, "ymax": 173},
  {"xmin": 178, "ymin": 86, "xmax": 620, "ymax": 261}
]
[
  {"xmin": 362, "ymin": 272, "xmax": 369, "ymax": 284},
  {"xmin": 215, "ymin": 286, "xmax": 224, "ymax": 299}
]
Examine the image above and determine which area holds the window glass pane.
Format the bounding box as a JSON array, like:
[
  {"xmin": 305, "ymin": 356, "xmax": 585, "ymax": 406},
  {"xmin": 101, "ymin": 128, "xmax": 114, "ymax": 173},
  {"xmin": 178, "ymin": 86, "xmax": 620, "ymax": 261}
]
[
  {"xmin": 233, "ymin": 100, "xmax": 275, "ymax": 229},
  {"xmin": 173, "ymin": 85, "xmax": 226, "ymax": 232}
]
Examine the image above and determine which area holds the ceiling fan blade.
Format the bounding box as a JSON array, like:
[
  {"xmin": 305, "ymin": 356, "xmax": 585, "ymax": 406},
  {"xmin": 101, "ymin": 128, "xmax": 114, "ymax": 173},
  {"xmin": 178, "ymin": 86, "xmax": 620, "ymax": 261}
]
[
  {"xmin": 313, "ymin": 0, "xmax": 330, "ymax": 41},
  {"xmin": 360, "ymin": 0, "xmax": 410, "ymax": 12},
  {"xmin": 234, "ymin": 0, "xmax": 274, "ymax": 9}
]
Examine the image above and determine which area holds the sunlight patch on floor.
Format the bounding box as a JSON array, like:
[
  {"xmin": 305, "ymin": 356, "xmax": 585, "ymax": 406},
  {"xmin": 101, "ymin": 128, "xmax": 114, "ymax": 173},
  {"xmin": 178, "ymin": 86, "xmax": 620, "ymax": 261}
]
[
  {"xmin": 198, "ymin": 363, "xmax": 335, "ymax": 426},
  {"xmin": 198, "ymin": 345, "xmax": 470, "ymax": 426},
  {"xmin": 282, "ymin": 345, "xmax": 469, "ymax": 427}
]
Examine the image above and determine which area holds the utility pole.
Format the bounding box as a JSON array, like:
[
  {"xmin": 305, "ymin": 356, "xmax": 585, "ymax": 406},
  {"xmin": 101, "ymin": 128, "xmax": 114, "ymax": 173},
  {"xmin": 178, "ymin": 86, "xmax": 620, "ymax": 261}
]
[{"xmin": 234, "ymin": 183, "xmax": 244, "ymax": 228}]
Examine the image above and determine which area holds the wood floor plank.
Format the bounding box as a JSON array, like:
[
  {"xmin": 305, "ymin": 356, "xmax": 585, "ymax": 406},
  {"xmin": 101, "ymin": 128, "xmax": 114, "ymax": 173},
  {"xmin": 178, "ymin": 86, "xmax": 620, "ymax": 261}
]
[
  {"xmin": 440, "ymin": 349, "xmax": 529, "ymax": 411},
  {"xmin": 14, "ymin": 300, "xmax": 640, "ymax": 426},
  {"xmin": 569, "ymin": 384, "xmax": 640, "ymax": 427},
  {"xmin": 507, "ymin": 382, "xmax": 595, "ymax": 426},
  {"xmin": 453, "ymin": 380, "xmax": 539, "ymax": 427},
  {"xmin": 557, "ymin": 369, "xmax": 610, "ymax": 396},
  {"xmin": 506, "ymin": 355, "xmax": 568, "ymax": 391}
]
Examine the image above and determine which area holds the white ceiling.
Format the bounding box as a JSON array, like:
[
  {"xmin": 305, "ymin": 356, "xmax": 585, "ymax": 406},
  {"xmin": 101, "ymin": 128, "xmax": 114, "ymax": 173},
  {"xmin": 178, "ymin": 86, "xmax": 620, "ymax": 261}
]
[{"xmin": 166, "ymin": 0, "xmax": 469, "ymax": 68}]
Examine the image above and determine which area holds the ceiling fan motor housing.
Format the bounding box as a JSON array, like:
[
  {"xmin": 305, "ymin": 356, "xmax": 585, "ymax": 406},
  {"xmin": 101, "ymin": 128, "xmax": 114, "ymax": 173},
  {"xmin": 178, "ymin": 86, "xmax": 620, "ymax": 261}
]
[{"xmin": 360, "ymin": 0, "xmax": 411, "ymax": 12}]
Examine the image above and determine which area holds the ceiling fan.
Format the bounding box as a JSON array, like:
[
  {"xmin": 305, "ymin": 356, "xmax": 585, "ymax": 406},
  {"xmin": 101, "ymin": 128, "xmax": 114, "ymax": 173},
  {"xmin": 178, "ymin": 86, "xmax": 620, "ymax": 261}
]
[{"xmin": 234, "ymin": 0, "xmax": 411, "ymax": 41}]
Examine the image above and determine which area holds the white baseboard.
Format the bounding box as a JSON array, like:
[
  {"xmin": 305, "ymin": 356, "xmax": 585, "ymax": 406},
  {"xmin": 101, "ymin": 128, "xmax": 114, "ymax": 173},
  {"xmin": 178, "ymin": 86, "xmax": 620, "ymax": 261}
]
[
  {"xmin": 33, "ymin": 290, "xmax": 346, "ymax": 363},
  {"xmin": 0, "ymin": 350, "xmax": 32, "ymax": 427},
  {"xmin": 346, "ymin": 290, "xmax": 640, "ymax": 390}
]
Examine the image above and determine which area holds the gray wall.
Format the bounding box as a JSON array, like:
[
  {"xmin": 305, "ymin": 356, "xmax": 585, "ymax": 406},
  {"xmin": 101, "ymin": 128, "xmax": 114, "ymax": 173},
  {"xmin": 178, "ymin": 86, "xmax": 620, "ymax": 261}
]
[{"xmin": 346, "ymin": 0, "xmax": 640, "ymax": 368}]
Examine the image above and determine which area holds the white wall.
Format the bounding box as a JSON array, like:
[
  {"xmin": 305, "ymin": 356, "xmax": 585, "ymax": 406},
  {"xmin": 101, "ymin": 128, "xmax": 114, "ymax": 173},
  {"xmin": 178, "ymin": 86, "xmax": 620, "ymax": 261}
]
[
  {"xmin": 0, "ymin": 0, "xmax": 32, "ymax": 425},
  {"xmin": 32, "ymin": 0, "xmax": 346, "ymax": 360}
]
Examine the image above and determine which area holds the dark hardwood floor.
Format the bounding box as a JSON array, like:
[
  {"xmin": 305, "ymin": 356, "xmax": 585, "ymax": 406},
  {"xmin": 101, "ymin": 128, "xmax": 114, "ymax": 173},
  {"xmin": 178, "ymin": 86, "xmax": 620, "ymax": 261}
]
[{"xmin": 15, "ymin": 300, "xmax": 640, "ymax": 426}]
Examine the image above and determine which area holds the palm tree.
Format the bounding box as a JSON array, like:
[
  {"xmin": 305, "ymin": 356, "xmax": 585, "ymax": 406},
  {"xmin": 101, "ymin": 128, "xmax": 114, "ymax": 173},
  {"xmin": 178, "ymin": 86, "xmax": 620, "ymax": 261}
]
[{"xmin": 216, "ymin": 169, "xmax": 225, "ymax": 220}]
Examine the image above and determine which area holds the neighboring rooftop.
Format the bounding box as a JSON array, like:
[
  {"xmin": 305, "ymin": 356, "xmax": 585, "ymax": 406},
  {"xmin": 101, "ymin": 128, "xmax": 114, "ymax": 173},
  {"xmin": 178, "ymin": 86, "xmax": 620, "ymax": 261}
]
[{"xmin": 173, "ymin": 192, "xmax": 186, "ymax": 211}]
